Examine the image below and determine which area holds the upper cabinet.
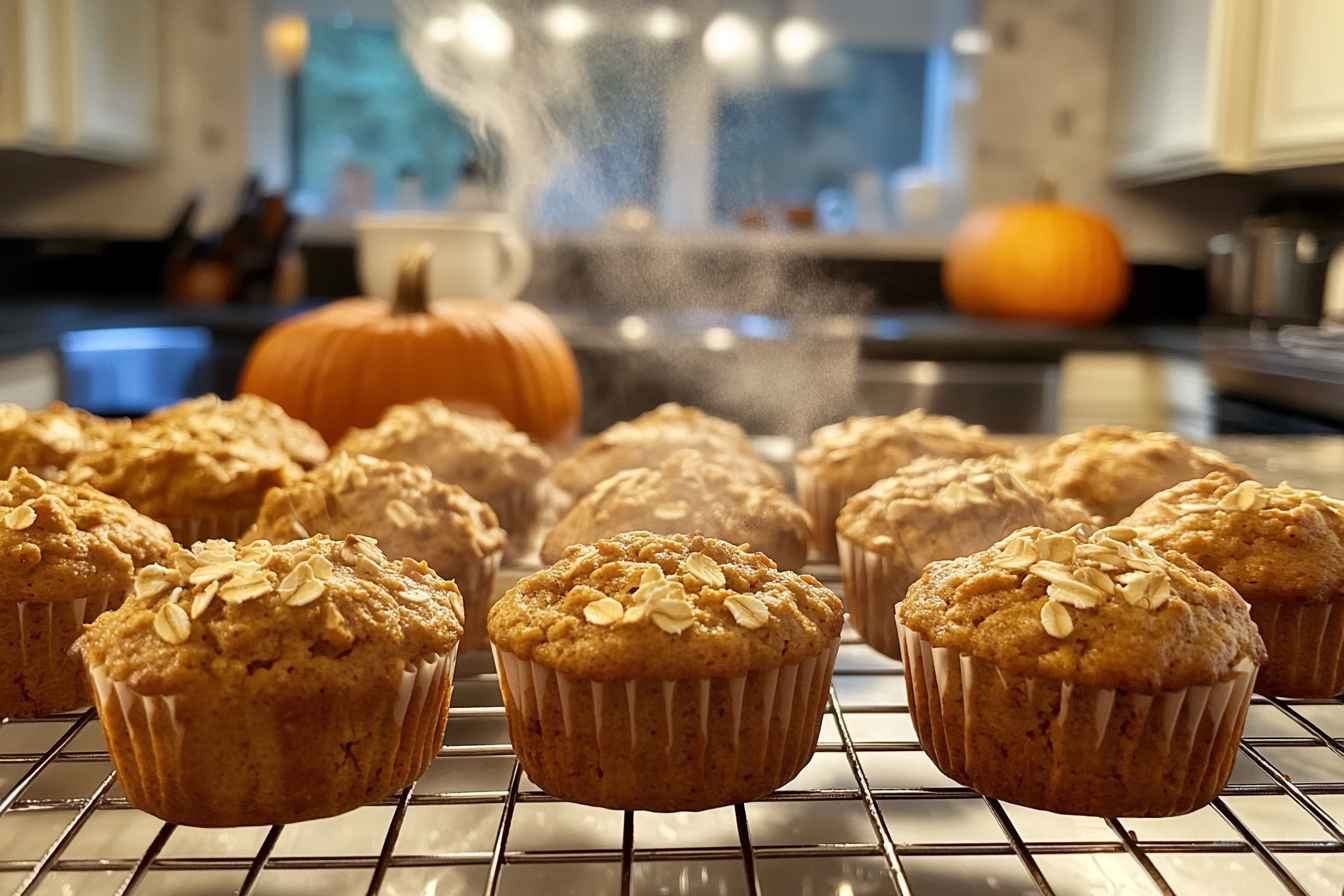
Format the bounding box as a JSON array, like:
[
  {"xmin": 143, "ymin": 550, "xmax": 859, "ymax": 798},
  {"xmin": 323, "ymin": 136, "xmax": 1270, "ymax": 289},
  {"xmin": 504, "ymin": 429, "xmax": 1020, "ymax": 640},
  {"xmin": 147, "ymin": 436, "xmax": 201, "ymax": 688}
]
[
  {"xmin": 0, "ymin": 0, "xmax": 157, "ymax": 162},
  {"xmin": 1111, "ymin": 0, "xmax": 1344, "ymax": 181}
]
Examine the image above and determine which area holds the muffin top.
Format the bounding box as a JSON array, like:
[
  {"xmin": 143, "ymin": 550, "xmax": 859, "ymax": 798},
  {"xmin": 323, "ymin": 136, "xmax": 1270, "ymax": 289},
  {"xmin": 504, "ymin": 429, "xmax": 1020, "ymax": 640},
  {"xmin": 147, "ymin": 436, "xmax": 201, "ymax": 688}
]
[
  {"xmin": 489, "ymin": 531, "xmax": 843, "ymax": 679},
  {"xmin": 0, "ymin": 467, "xmax": 175, "ymax": 603},
  {"xmin": 67, "ymin": 424, "xmax": 302, "ymax": 521},
  {"xmin": 243, "ymin": 452, "xmax": 506, "ymax": 564},
  {"xmin": 1023, "ymin": 426, "xmax": 1250, "ymax": 524},
  {"xmin": 1123, "ymin": 473, "xmax": 1344, "ymax": 605},
  {"xmin": 837, "ymin": 456, "xmax": 1098, "ymax": 556},
  {"xmin": 899, "ymin": 524, "xmax": 1266, "ymax": 692},
  {"xmin": 797, "ymin": 410, "xmax": 1004, "ymax": 493},
  {"xmin": 0, "ymin": 402, "xmax": 123, "ymax": 477},
  {"xmin": 548, "ymin": 403, "xmax": 781, "ymax": 498},
  {"xmin": 75, "ymin": 534, "xmax": 464, "ymax": 693},
  {"xmin": 144, "ymin": 394, "xmax": 329, "ymax": 468},
  {"xmin": 335, "ymin": 399, "xmax": 549, "ymax": 498},
  {"xmin": 541, "ymin": 449, "xmax": 811, "ymax": 569}
]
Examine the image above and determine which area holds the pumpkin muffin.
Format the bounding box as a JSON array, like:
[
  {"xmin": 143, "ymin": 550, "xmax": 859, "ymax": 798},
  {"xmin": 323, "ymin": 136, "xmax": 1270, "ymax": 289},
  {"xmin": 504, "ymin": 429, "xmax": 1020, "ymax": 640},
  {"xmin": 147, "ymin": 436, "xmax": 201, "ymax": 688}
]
[
  {"xmin": 66, "ymin": 424, "xmax": 302, "ymax": 543},
  {"xmin": 144, "ymin": 393, "xmax": 329, "ymax": 469},
  {"xmin": 0, "ymin": 401, "xmax": 124, "ymax": 478},
  {"xmin": 795, "ymin": 410, "xmax": 1006, "ymax": 561},
  {"xmin": 541, "ymin": 449, "xmax": 810, "ymax": 570},
  {"xmin": 898, "ymin": 524, "xmax": 1264, "ymax": 816},
  {"xmin": 548, "ymin": 403, "xmax": 782, "ymax": 500},
  {"xmin": 243, "ymin": 452, "xmax": 506, "ymax": 651},
  {"xmin": 836, "ymin": 456, "xmax": 1097, "ymax": 659},
  {"xmin": 488, "ymin": 531, "xmax": 843, "ymax": 811},
  {"xmin": 336, "ymin": 399, "xmax": 551, "ymax": 558},
  {"xmin": 73, "ymin": 534, "xmax": 463, "ymax": 826},
  {"xmin": 0, "ymin": 467, "xmax": 174, "ymax": 717},
  {"xmin": 1022, "ymin": 426, "xmax": 1250, "ymax": 524},
  {"xmin": 1124, "ymin": 474, "xmax": 1344, "ymax": 697}
]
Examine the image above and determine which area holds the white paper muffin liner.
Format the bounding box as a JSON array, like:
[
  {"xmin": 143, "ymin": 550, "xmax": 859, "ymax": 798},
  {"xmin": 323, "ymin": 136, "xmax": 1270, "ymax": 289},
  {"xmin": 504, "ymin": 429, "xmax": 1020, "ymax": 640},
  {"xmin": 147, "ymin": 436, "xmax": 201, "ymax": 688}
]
[
  {"xmin": 1, "ymin": 590, "xmax": 116, "ymax": 717},
  {"xmin": 489, "ymin": 482, "xmax": 548, "ymax": 563},
  {"xmin": 159, "ymin": 508, "xmax": 261, "ymax": 545},
  {"xmin": 491, "ymin": 638, "xmax": 841, "ymax": 811},
  {"xmin": 1250, "ymin": 598, "xmax": 1344, "ymax": 697},
  {"xmin": 84, "ymin": 646, "xmax": 458, "ymax": 826},
  {"xmin": 837, "ymin": 534, "xmax": 910, "ymax": 660},
  {"xmin": 794, "ymin": 466, "xmax": 851, "ymax": 562},
  {"xmin": 897, "ymin": 622, "xmax": 1256, "ymax": 816},
  {"xmin": 454, "ymin": 550, "xmax": 502, "ymax": 653}
]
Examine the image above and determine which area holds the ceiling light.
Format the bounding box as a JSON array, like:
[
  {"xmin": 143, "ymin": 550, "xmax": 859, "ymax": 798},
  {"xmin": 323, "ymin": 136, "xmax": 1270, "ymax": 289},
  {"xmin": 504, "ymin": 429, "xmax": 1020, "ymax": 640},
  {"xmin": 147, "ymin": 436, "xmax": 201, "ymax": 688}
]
[
  {"xmin": 702, "ymin": 326, "xmax": 736, "ymax": 352},
  {"xmin": 264, "ymin": 14, "xmax": 310, "ymax": 74},
  {"xmin": 702, "ymin": 12, "xmax": 761, "ymax": 71},
  {"xmin": 773, "ymin": 16, "xmax": 828, "ymax": 67},
  {"xmin": 543, "ymin": 4, "xmax": 594, "ymax": 43},
  {"xmin": 425, "ymin": 15, "xmax": 459, "ymax": 45},
  {"xmin": 644, "ymin": 6, "xmax": 688, "ymax": 42},
  {"xmin": 459, "ymin": 3, "xmax": 514, "ymax": 61},
  {"xmin": 951, "ymin": 27, "xmax": 991, "ymax": 55}
]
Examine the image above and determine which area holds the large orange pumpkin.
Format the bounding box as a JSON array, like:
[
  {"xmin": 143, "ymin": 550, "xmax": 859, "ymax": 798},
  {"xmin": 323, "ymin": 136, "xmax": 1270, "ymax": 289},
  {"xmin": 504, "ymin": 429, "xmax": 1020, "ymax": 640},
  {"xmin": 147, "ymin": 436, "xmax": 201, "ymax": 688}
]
[
  {"xmin": 239, "ymin": 246, "xmax": 581, "ymax": 445},
  {"xmin": 944, "ymin": 196, "xmax": 1130, "ymax": 325}
]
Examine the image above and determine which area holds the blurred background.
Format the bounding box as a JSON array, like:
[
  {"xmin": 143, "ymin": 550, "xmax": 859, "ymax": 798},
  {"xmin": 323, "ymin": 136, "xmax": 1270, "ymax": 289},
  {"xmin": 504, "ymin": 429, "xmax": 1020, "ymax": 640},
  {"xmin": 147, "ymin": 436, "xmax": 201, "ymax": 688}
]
[{"xmin": 3, "ymin": 0, "xmax": 1344, "ymax": 438}]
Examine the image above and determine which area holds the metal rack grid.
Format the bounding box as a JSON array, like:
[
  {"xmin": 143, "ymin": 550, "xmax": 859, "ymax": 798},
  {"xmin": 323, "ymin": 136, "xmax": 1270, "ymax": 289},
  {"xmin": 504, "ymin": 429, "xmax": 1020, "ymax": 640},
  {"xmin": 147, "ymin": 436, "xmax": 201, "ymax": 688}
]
[{"xmin": 4, "ymin": 566, "xmax": 1344, "ymax": 895}]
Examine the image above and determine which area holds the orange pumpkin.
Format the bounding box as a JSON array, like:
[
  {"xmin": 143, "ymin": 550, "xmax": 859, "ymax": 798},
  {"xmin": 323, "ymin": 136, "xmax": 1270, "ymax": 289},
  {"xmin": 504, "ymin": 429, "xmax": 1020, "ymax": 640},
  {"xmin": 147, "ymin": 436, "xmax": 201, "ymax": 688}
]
[
  {"xmin": 239, "ymin": 246, "xmax": 581, "ymax": 445},
  {"xmin": 944, "ymin": 195, "xmax": 1130, "ymax": 325}
]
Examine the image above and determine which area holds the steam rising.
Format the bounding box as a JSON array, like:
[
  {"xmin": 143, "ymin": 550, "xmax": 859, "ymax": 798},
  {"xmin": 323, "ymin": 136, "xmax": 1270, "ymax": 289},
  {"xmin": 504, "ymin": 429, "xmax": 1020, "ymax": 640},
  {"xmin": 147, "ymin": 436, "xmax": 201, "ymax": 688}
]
[{"xmin": 396, "ymin": 0, "xmax": 865, "ymax": 438}]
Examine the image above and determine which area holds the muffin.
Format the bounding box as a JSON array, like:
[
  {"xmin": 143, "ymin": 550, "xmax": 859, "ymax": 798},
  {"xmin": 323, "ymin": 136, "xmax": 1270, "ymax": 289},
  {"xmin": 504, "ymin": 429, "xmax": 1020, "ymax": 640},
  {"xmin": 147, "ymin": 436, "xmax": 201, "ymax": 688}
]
[
  {"xmin": 1022, "ymin": 426, "xmax": 1250, "ymax": 524},
  {"xmin": 0, "ymin": 467, "xmax": 174, "ymax": 716},
  {"xmin": 898, "ymin": 524, "xmax": 1264, "ymax": 816},
  {"xmin": 73, "ymin": 534, "xmax": 463, "ymax": 826},
  {"xmin": 144, "ymin": 394, "xmax": 329, "ymax": 469},
  {"xmin": 336, "ymin": 399, "xmax": 550, "ymax": 557},
  {"xmin": 243, "ymin": 452, "xmax": 506, "ymax": 651},
  {"xmin": 549, "ymin": 403, "xmax": 782, "ymax": 500},
  {"xmin": 795, "ymin": 410, "xmax": 1006, "ymax": 561},
  {"xmin": 836, "ymin": 456, "xmax": 1097, "ymax": 659},
  {"xmin": 541, "ymin": 449, "xmax": 810, "ymax": 570},
  {"xmin": 0, "ymin": 402, "xmax": 124, "ymax": 478},
  {"xmin": 66, "ymin": 424, "xmax": 302, "ymax": 543},
  {"xmin": 1124, "ymin": 474, "xmax": 1344, "ymax": 697},
  {"xmin": 488, "ymin": 531, "xmax": 844, "ymax": 811}
]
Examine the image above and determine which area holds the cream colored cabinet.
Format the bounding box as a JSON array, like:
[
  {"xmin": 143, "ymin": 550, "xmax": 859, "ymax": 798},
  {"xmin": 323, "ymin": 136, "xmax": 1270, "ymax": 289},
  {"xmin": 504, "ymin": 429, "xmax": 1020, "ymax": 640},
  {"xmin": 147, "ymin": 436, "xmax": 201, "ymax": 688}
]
[
  {"xmin": 0, "ymin": 0, "xmax": 156, "ymax": 161},
  {"xmin": 1251, "ymin": 0, "xmax": 1344, "ymax": 169}
]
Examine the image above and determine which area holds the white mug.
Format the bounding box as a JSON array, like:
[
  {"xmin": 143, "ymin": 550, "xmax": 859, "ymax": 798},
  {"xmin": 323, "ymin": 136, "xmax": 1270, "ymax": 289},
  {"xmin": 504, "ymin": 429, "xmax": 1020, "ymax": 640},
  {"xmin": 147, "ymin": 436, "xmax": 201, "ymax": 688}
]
[{"xmin": 356, "ymin": 213, "xmax": 533, "ymax": 301}]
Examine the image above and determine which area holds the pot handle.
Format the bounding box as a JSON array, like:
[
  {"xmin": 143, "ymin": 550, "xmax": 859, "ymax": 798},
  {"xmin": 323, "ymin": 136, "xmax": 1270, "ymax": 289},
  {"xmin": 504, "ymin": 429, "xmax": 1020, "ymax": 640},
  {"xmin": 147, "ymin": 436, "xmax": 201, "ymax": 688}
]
[{"xmin": 490, "ymin": 226, "xmax": 533, "ymax": 301}]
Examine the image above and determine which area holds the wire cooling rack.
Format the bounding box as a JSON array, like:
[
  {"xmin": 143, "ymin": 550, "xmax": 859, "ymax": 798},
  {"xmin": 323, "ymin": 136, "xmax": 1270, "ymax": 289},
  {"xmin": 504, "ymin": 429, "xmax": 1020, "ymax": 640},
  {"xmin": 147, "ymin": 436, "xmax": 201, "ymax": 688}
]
[{"xmin": 5, "ymin": 565, "xmax": 1344, "ymax": 896}]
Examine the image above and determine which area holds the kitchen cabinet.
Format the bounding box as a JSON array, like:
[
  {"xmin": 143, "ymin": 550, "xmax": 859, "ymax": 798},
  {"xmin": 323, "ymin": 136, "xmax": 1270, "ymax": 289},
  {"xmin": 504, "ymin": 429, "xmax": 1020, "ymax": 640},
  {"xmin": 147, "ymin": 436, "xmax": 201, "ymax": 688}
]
[
  {"xmin": 0, "ymin": 0, "xmax": 157, "ymax": 161},
  {"xmin": 1251, "ymin": 0, "xmax": 1344, "ymax": 169}
]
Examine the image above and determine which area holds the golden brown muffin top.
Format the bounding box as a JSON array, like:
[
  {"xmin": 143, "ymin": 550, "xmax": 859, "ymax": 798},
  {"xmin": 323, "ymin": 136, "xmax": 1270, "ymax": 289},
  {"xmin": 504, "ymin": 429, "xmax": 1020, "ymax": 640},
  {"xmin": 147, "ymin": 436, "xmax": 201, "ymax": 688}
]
[
  {"xmin": 489, "ymin": 531, "xmax": 843, "ymax": 679},
  {"xmin": 0, "ymin": 401, "xmax": 124, "ymax": 478},
  {"xmin": 899, "ymin": 524, "xmax": 1265, "ymax": 692},
  {"xmin": 243, "ymin": 452, "xmax": 506, "ymax": 563},
  {"xmin": 144, "ymin": 394, "xmax": 329, "ymax": 468},
  {"xmin": 549, "ymin": 404, "xmax": 779, "ymax": 498},
  {"xmin": 66, "ymin": 424, "xmax": 302, "ymax": 520},
  {"xmin": 1123, "ymin": 473, "xmax": 1344, "ymax": 605},
  {"xmin": 837, "ymin": 456, "xmax": 1098, "ymax": 555},
  {"xmin": 797, "ymin": 410, "xmax": 1004, "ymax": 493},
  {"xmin": 0, "ymin": 467, "xmax": 175, "ymax": 604},
  {"xmin": 74, "ymin": 534, "xmax": 464, "ymax": 694},
  {"xmin": 335, "ymin": 399, "xmax": 549, "ymax": 498},
  {"xmin": 1023, "ymin": 426, "xmax": 1250, "ymax": 524},
  {"xmin": 541, "ymin": 449, "xmax": 810, "ymax": 569}
]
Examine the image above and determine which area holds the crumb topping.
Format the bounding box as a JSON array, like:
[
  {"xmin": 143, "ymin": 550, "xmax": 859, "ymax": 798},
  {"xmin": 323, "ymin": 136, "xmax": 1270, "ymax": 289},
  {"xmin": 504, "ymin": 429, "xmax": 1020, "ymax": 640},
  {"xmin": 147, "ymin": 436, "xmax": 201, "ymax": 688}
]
[{"xmin": 144, "ymin": 394, "xmax": 328, "ymax": 468}]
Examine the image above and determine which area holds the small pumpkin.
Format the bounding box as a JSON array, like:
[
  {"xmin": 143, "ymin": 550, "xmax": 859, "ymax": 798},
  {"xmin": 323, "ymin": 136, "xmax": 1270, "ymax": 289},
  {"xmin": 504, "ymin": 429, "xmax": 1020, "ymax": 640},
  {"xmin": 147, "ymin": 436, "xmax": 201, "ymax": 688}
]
[
  {"xmin": 239, "ymin": 245, "xmax": 581, "ymax": 445},
  {"xmin": 944, "ymin": 189, "xmax": 1130, "ymax": 325}
]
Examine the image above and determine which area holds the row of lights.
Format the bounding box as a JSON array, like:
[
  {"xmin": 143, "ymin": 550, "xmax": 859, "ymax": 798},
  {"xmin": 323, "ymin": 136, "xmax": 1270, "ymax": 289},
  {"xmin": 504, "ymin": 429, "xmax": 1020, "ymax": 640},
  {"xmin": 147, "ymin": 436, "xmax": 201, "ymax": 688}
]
[{"xmin": 422, "ymin": 3, "xmax": 834, "ymax": 69}]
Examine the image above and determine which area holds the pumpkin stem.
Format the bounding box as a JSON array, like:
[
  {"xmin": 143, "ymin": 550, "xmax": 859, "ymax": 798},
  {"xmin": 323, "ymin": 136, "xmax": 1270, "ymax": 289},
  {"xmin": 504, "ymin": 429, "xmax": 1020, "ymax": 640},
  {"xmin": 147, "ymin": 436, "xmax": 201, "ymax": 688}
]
[
  {"xmin": 1035, "ymin": 179, "xmax": 1058, "ymax": 202},
  {"xmin": 391, "ymin": 244, "xmax": 434, "ymax": 315}
]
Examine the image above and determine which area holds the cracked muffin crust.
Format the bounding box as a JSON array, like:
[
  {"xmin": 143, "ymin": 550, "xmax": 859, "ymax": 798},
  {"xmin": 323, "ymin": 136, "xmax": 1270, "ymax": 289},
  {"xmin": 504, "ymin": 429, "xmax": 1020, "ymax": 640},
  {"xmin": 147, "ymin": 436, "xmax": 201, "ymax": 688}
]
[
  {"xmin": 488, "ymin": 531, "xmax": 843, "ymax": 810},
  {"xmin": 74, "ymin": 535, "xmax": 463, "ymax": 826},
  {"xmin": 0, "ymin": 402, "xmax": 124, "ymax": 478},
  {"xmin": 144, "ymin": 393, "xmax": 329, "ymax": 469},
  {"xmin": 897, "ymin": 524, "xmax": 1264, "ymax": 816},
  {"xmin": 243, "ymin": 452, "xmax": 506, "ymax": 650},
  {"xmin": 0, "ymin": 467, "xmax": 175, "ymax": 717},
  {"xmin": 540, "ymin": 449, "xmax": 810, "ymax": 570},
  {"xmin": 835, "ymin": 456, "xmax": 1097, "ymax": 659},
  {"xmin": 1021, "ymin": 426, "xmax": 1250, "ymax": 524},
  {"xmin": 1125, "ymin": 474, "xmax": 1344, "ymax": 696},
  {"xmin": 547, "ymin": 403, "xmax": 782, "ymax": 500}
]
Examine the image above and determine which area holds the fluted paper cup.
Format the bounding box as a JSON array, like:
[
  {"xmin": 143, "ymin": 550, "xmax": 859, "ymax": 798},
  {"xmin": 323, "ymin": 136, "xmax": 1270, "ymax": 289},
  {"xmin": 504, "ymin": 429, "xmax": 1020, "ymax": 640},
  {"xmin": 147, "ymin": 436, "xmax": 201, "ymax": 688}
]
[
  {"xmin": 159, "ymin": 508, "xmax": 262, "ymax": 545},
  {"xmin": 794, "ymin": 466, "xmax": 850, "ymax": 563},
  {"xmin": 488, "ymin": 482, "xmax": 547, "ymax": 563},
  {"xmin": 897, "ymin": 623, "xmax": 1256, "ymax": 817},
  {"xmin": 837, "ymin": 535, "xmax": 912, "ymax": 660},
  {"xmin": 0, "ymin": 590, "xmax": 116, "ymax": 717},
  {"xmin": 84, "ymin": 647, "xmax": 457, "ymax": 827},
  {"xmin": 492, "ymin": 638, "xmax": 841, "ymax": 812},
  {"xmin": 1251, "ymin": 598, "xmax": 1344, "ymax": 697},
  {"xmin": 454, "ymin": 550, "xmax": 502, "ymax": 653}
]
